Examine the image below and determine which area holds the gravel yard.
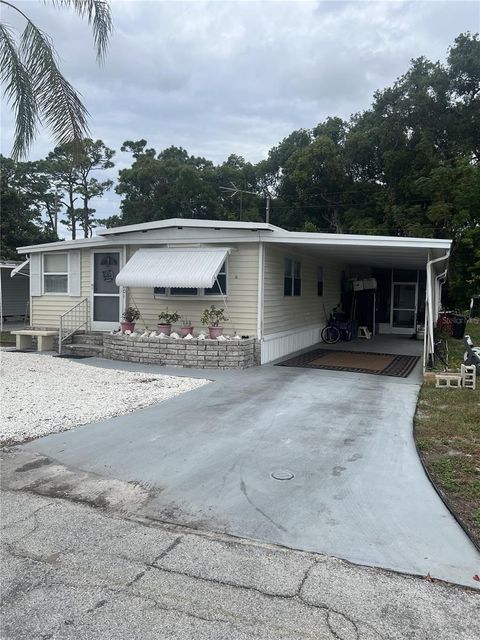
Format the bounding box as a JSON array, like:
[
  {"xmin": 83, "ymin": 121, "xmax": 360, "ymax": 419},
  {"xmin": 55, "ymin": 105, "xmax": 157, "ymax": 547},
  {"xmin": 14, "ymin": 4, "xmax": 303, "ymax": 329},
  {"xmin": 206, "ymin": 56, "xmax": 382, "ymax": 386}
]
[{"xmin": 0, "ymin": 351, "xmax": 209, "ymax": 445}]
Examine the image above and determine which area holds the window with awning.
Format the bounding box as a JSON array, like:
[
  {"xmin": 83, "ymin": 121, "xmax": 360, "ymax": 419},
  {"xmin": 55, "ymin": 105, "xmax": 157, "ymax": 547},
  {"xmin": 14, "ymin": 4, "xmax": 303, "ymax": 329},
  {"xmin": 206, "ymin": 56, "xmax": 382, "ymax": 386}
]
[
  {"xmin": 115, "ymin": 248, "xmax": 231, "ymax": 291},
  {"xmin": 155, "ymin": 260, "xmax": 227, "ymax": 296}
]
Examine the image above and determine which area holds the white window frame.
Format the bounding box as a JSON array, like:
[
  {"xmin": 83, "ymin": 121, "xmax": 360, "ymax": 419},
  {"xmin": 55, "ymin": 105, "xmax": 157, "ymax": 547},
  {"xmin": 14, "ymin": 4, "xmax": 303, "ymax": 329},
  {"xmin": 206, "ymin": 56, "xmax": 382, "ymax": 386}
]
[
  {"xmin": 153, "ymin": 260, "xmax": 228, "ymax": 299},
  {"xmin": 42, "ymin": 252, "xmax": 69, "ymax": 295},
  {"xmin": 284, "ymin": 257, "xmax": 302, "ymax": 297}
]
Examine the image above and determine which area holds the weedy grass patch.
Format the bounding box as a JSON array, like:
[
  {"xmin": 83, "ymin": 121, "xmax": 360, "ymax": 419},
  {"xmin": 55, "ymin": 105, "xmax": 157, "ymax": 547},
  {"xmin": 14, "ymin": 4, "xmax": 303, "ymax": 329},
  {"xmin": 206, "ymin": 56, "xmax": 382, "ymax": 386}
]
[{"xmin": 415, "ymin": 322, "xmax": 480, "ymax": 547}]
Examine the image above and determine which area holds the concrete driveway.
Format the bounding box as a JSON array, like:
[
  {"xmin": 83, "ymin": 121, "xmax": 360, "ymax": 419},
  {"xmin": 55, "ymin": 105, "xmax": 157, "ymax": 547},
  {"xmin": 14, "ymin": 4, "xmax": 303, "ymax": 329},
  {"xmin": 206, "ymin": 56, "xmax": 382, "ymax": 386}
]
[{"xmin": 19, "ymin": 357, "xmax": 480, "ymax": 589}]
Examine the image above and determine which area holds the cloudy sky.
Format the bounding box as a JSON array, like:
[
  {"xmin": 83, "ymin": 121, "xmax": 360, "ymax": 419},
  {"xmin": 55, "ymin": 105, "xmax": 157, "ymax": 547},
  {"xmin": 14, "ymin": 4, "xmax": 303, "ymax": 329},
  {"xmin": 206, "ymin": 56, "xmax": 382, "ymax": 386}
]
[{"xmin": 1, "ymin": 0, "xmax": 479, "ymax": 225}]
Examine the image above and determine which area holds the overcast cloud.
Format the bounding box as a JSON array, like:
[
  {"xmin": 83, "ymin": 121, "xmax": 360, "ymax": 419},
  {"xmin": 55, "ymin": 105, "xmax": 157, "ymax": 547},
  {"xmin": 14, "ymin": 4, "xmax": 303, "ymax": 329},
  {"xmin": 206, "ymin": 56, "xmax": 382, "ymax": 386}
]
[{"xmin": 1, "ymin": 0, "xmax": 479, "ymax": 225}]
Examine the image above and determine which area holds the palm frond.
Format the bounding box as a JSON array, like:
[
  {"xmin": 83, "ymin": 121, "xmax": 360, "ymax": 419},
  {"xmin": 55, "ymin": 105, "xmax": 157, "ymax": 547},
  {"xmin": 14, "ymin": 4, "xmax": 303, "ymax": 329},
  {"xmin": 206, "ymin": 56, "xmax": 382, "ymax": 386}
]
[
  {"xmin": 0, "ymin": 22, "xmax": 37, "ymax": 159},
  {"xmin": 49, "ymin": 0, "xmax": 112, "ymax": 63},
  {"xmin": 20, "ymin": 20, "xmax": 90, "ymax": 150}
]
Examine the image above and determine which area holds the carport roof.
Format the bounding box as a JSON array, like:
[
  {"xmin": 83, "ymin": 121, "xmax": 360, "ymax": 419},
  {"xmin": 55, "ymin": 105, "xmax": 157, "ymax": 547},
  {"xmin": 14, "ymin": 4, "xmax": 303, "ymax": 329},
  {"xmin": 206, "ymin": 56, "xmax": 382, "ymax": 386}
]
[{"xmin": 263, "ymin": 230, "xmax": 451, "ymax": 269}]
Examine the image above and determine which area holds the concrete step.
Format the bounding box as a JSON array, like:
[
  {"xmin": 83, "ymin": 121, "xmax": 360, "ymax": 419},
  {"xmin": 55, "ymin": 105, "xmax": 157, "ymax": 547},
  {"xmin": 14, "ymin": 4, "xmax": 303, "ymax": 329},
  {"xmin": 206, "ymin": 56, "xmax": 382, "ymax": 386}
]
[
  {"xmin": 75, "ymin": 331, "xmax": 104, "ymax": 336},
  {"xmin": 63, "ymin": 343, "xmax": 104, "ymax": 357},
  {"xmin": 72, "ymin": 333, "xmax": 105, "ymax": 346}
]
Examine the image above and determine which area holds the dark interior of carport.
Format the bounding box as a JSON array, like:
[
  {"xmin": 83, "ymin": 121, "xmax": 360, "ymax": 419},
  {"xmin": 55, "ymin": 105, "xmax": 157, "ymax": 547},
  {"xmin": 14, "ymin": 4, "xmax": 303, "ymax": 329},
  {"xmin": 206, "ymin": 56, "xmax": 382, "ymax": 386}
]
[{"xmin": 341, "ymin": 267, "xmax": 427, "ymax": 336}]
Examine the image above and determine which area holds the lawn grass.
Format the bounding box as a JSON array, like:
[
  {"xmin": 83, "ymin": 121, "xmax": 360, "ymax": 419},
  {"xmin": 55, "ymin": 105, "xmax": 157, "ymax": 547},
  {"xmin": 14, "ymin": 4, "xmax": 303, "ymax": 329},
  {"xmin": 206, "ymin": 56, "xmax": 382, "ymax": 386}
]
[{"xmin": 415, "ymin": 321, "xmax": 480, "ymax": 547}]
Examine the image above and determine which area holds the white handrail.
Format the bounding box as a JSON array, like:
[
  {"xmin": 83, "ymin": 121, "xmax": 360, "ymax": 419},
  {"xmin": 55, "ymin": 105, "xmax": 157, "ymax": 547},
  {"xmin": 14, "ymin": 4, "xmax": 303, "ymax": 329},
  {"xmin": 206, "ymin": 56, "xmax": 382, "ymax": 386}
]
[{"xmin": 59, "ymin": 298, "xmax": 90, "ymax": 355}]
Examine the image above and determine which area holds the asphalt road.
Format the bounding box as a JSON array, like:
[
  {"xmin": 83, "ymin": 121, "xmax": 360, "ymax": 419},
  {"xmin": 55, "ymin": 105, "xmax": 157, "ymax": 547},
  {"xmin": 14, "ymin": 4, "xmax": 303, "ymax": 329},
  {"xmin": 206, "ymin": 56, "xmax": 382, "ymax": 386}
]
[{"xmin": 1, "ymin": 467, "xmax": 479, "ymax": 640}]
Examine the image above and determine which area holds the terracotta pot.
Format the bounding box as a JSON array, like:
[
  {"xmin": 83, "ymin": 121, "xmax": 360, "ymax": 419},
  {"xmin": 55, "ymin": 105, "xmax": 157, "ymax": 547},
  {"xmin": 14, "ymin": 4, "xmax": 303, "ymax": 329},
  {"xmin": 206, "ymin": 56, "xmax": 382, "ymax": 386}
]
[
  {"xmin": 180, "ymin": 326, "xmax": 194, "ymax": 337},
  {"xmin": 120, "ymin": 321, "xmax": 136, "ymax": 333},
  {"xmin": 157, "ymin": 323, "xmax": 172, "ymax": 336},
  {"xmin": 208, "ymin": 326, "xmax": 223, "ymax": 339}
]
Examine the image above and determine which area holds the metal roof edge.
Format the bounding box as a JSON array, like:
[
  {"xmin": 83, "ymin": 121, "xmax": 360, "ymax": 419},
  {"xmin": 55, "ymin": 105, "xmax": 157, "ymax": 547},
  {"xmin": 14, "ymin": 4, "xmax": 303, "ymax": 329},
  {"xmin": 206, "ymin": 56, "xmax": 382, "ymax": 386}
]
[
  {"xmin": 17, "ymin": 236, "xmax": 108, "ymax": 254},
  {"xmin": 97, "ymin": 218, "xmax": 282, "ymax": 236}
]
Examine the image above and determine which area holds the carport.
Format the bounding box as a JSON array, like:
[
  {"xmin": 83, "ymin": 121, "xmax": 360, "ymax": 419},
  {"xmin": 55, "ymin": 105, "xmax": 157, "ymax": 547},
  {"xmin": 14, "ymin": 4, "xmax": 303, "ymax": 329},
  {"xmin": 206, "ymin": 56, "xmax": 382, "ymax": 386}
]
[{"xmin": 260, "ymin": 232, "xmax": 451, "ymax": 368}]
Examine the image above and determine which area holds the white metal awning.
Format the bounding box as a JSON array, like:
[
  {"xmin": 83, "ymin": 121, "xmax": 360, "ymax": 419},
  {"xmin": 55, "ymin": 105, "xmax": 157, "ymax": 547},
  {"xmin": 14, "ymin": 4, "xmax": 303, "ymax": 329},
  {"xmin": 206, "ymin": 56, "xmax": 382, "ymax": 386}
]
[
  {"xmin": 10, "ymin": 258, "xmax": 30, "ymax": 277},
  {"xmin": 116, "ymin": 248, "xmax": 230, "ymax": 288}
]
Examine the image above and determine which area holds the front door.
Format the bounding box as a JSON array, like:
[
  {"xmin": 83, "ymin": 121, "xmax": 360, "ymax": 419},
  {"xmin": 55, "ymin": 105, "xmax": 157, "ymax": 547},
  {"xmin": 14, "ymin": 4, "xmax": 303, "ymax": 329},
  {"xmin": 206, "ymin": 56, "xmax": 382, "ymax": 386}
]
[
  {"xmin": 391, "ymin": 283, "xmax": 417, "ymax": 334},
  {"xmin": 91, "ymin": 251, "xmax": 122, "ymax": 330}
]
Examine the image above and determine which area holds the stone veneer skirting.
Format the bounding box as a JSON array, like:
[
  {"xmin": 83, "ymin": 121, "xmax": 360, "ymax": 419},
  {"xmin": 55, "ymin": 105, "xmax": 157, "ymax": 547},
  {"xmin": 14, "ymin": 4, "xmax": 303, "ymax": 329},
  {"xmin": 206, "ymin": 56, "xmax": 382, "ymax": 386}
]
[{"xmin": 103, "ymin": 334, "xmax": 259, "ymax": 369}]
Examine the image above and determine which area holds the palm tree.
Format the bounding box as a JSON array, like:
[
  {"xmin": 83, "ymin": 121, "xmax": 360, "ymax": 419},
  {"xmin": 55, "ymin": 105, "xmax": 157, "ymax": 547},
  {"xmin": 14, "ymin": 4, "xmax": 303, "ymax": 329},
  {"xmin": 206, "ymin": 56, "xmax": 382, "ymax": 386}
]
[{"xmin": 0, "ymin": 0, "xmax": 112, "ymax": 159}]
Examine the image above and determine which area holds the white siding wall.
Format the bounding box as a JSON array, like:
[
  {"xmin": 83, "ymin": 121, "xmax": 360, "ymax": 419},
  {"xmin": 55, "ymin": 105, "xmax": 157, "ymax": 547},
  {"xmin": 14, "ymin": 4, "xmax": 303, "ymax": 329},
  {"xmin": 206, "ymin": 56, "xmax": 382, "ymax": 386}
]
[
  {"xmin": 30, "ymin": 249, "xmax": 91, "ymax": 328},
  {"xmin": 30, "ymin": 241, "xmax": 343, "ymax": 363},
  {"xmin": 261, "ymin": 244, "xmax": 344, "ymax": 363},
  {"xmin": 126, "ymin": 243, "xmax": 259, "ymax": 337}
]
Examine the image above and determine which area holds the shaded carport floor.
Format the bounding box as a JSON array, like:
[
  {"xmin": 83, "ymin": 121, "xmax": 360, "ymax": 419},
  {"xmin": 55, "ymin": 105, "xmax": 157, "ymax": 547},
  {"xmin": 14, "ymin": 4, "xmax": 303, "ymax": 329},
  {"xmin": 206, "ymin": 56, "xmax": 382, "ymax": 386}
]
[{"xmin": 19, "ymin": 356, "xmax": 479, "ymax": 589}]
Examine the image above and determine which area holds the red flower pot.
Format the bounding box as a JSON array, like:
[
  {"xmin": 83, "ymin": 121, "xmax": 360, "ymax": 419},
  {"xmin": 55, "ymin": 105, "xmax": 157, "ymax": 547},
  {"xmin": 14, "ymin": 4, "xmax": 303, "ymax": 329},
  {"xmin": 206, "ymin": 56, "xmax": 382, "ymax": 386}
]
[
  {"xmin": 157, "ymin": 323, "xmax": 172, "ymax": 336},
  {"xmin": 120, "ymin": 321, "xmax": 136, "ymax": 333},
  {"xmin": 208, "ymin": 326, "xmax": 223, "ymax": 339},
  {"xmin": 180, "ymin": 326, "xmax": 194, "ymax": 337}
]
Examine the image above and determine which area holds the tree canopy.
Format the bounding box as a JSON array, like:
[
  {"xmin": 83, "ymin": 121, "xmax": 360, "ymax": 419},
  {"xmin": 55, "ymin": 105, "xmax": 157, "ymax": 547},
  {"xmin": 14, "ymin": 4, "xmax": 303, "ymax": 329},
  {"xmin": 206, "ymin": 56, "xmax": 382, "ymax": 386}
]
[
  {"xmin": 0, "ymin": 156, "xmax": 59, "ymax": 259},
  {"xmin": 104, "ymin": 141, "xmax": 262, "ymax": 228},
  {"xmin": 0, "ymin": 138, "xmax": 114, "ymax": 256}
]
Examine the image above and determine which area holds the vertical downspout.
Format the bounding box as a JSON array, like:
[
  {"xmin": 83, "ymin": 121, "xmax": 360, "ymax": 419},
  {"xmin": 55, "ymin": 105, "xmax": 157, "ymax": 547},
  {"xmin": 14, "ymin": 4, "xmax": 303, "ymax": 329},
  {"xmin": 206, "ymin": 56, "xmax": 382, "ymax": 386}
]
[
  {"xmin": 121, "ymin": 245, "xmax": 128, "ymax": 320},
  {"xmin": 28, "ymin": 254, "xmax": 32, "ymax": 329},
  {"xmin": 423, "ymin": 252, "xmax": 431, "ymax": 371},
  {"xmin": 0, "ymin": 268, "xmax": 3, "ymax": 333},
  {"xmin": 257, "ymin": 238, "xmax": 265, "ymax": 362},
  {"xmin": 425, "ymin": 250, "xmax": 450, "ymax": 369}
]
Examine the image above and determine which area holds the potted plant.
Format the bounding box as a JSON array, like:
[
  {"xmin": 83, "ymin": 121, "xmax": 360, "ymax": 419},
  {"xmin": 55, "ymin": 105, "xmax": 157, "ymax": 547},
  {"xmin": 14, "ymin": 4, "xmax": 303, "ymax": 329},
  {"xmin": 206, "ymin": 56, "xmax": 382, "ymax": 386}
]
[
  {"xmin": 157, "ymin": 308, "xmax": 180, "ymax": 336},
  {"xmin": 201, "ymin": 305, "xmax": 228, "ymax": 339},
  {"xmin": 121, "ymin": 306, "xmax": 140, "ymax": 333},
  {"xmin": 180, "ymin": 317, "xmax": 194, "ymax": 338}
]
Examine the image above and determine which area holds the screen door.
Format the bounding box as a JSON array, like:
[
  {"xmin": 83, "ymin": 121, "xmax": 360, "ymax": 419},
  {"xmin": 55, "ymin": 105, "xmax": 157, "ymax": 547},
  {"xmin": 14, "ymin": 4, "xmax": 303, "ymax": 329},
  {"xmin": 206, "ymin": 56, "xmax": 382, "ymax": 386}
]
[{"xmin": 92, "ymin": 251, "xmax": 121, "ymax": 329}]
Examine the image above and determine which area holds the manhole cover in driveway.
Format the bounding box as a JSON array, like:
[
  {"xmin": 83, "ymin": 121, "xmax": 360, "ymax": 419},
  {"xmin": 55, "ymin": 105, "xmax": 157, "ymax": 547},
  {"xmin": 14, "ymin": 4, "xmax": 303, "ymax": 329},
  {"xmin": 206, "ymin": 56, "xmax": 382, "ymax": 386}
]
[{"xmin": 271, "ymin": 470, "xmax": 294, "ymax": 481}]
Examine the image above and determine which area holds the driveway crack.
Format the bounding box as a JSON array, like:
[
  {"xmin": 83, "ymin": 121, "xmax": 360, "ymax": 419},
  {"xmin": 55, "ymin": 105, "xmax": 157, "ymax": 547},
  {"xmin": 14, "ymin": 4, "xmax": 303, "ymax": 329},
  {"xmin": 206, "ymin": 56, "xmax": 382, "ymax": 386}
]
[
  {"xmin": 1, "ymin": 502, "xmax": 54, "ymax": 539},
  {"xmin": 126, "ymin": 535, "xmax": 183, "ymax": 587}
]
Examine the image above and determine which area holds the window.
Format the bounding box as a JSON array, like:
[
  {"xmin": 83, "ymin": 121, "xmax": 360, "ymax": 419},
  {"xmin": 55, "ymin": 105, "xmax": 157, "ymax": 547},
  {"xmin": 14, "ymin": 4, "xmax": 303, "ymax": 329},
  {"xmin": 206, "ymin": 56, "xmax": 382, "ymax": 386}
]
[
  {"xmin": 43, "ymin": 253, "xmax": 68, "ymax": 294},
  {"xmin": 205, "ymin": 261, "xmax": 227, "ymax": 295},
  {"xmin": 153, "ymin": 261, "xmax": 227, "ymax": 297},
  {"xmin": 317, "ymin": 266, "xmax": 324, "ymax": 297},
  {"xmin": 170, "ymin": 287, "xmax": 198, "ymax": 296},
  {"xmin": 284, "ymin": 258, "xmax": 301, "ymax": 296}
]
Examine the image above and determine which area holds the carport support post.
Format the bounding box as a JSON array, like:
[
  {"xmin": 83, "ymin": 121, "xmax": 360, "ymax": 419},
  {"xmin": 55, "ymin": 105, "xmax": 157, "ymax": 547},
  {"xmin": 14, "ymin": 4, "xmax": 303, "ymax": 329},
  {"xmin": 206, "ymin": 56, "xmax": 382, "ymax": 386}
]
[{"xmin": 257, "ymin": 242, "xmax": 264, "ymax": 342}]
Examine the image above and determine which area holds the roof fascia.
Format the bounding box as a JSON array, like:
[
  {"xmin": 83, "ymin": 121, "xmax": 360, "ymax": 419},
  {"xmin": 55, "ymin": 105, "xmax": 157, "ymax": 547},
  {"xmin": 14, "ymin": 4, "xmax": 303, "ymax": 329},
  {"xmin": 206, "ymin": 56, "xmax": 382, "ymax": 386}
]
[
  {"xmin": 16, "ymin": 237, "xmax": 112, "ymax": 254},
  {"xmin": 262, "ymin": 233, "xmax": 452, "ymax": 250}
]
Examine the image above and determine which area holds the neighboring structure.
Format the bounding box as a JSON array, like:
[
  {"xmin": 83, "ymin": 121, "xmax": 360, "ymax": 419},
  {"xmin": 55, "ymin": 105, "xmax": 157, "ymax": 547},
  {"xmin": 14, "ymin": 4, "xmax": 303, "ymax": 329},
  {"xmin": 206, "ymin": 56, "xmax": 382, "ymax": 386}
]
[
  {"xmin": 0, "ymin": 260, "xmax": 30, "ymax": 330},
  {"xmin": 16, "ymin": 218, "xmax": 451, "ymax": 367}
]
